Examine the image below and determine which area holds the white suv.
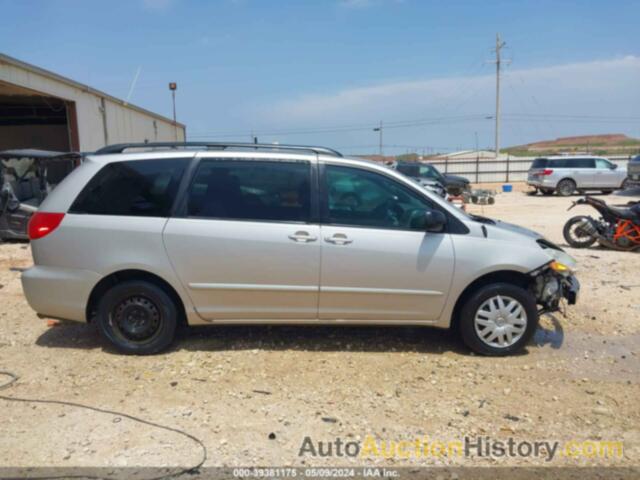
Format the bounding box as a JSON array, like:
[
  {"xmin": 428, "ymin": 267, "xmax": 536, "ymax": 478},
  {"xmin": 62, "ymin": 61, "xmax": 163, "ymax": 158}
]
[
  {"xmin": 22, "ymin": 142, "xmax": 579, "ymax": 356},
  {"xmin": 527, "ymin": 156, "xmax": 628, "ymax": 196}
]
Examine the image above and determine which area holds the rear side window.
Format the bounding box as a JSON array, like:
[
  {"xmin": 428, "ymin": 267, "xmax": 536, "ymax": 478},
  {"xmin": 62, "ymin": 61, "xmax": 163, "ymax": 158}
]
[
  {"xmin": 70, "ymin": 159, "xmax": 187, "ymax": 217},
  {"xmin": 186, "ymin": 159, "xmax": 311, "ymax": 223},
  {"xmin": 531, "ymin": 158, "xmax": 548, "ymax": 169}
]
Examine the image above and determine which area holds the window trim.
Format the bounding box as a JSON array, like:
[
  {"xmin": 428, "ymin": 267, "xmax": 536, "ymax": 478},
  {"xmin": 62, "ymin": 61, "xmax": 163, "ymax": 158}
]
[
  {"xmin": 319, "ymin": 162, "xmax": 465, "ymax": 234},
  {"xmin": 173, "ymin": 156, "xmax": 317, "ymax": 225}
]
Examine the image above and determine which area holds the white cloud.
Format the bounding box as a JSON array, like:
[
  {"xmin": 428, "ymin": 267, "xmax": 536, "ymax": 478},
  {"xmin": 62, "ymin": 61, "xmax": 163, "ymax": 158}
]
[{"xmin": 248, "ymin": 56, "xmax": 640, "ymax": 149}]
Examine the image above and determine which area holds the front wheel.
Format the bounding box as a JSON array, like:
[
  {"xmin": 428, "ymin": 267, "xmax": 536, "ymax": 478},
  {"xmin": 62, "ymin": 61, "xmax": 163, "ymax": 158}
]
[
  {"xmin": 563, "ymin": 216, "xmax": 597, "ymax": 248},
  {"xmin": 96, "ymin": 280, "xmax": 178, "ymax": 355},
  {"xmin": 458, "ymin": 283, "xmax": 538, "ymax": 356}
]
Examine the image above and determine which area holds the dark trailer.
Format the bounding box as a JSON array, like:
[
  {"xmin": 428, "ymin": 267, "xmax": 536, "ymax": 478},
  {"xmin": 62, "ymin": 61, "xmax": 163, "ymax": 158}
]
[{"xmin": 0, "ymin": 149, "xmax": 79, "ymax": 240}]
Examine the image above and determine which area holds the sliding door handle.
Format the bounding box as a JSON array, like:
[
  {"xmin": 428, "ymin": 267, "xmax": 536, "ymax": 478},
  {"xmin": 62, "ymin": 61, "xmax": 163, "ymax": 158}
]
[{"xmin": 325, "ymin": 233, "xmax": 353, "ymax": 245}]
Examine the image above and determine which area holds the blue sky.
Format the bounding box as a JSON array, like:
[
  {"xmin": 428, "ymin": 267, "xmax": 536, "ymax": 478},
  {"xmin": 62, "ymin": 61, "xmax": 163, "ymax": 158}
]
[{"xmin": 2, "ymin": 0, "xmax": 639, "ymax": 153}]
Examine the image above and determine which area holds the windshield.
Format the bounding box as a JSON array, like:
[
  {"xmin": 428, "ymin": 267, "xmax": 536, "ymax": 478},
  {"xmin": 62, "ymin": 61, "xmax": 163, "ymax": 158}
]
[{"xmin": 418, "ymin": 164, "xmax": 444, "ymax": 182}]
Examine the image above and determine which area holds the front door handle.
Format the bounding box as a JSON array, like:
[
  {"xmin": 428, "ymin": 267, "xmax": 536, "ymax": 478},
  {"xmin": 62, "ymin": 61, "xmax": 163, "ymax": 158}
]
[
  {"xmin": 288, "ymin": 231, "xmax": 317, "ymax": 243},
  {"xmin": 325, "ymin": 233, "xmax": 353, "ymax": 245}
]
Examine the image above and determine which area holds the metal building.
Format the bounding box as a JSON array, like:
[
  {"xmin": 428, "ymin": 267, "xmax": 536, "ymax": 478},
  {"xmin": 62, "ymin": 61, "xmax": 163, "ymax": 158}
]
[{"xmin": 0, "ymin": 53, "xmax": 186, "ymax": 152}]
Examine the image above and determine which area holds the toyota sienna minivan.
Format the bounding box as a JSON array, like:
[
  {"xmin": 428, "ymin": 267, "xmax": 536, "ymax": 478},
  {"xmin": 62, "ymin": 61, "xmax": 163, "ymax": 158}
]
[{"xmin": 22, "ymin": 142, "xmax": 579, "ymax": 356}]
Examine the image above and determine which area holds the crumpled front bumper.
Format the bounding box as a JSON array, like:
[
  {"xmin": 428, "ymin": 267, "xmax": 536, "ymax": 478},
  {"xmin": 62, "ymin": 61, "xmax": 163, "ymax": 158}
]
[
  {"xmin": 562, "ymin": 275, "xmax": 580, "ymax": 305},
  {"xmin": 531, "ymin": 267, "xmax": 580, "ymax": 313}
]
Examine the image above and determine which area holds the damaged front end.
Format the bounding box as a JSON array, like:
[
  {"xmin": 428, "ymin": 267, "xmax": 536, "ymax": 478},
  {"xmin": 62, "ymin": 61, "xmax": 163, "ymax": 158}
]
[{"xmin": 529, "ymin": 261, "xmax": 580, "ymax": 314}]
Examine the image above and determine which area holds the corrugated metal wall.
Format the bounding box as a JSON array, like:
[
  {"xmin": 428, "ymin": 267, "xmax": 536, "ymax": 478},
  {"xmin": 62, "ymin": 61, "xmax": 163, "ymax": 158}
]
[{"xmin": 0, "ymin": 57, "xmax": 185, "ymax": 152}]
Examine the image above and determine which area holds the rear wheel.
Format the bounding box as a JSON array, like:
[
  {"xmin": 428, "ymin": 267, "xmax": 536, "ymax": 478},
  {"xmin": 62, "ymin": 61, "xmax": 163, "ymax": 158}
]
[
  {"xmin": 563, "ymin": 216, "xmax": 597, "ymax": 248},
  {"xmin": 556, "ymin": 179, "xmax": 576, "ymax": 197},
  {"xmin": 96, "ymin": 280, "xmax": 178, "ymax": 355},
  {"xmin": 458, "ymin": 283, "xmax": 538, "ymax": 356}
]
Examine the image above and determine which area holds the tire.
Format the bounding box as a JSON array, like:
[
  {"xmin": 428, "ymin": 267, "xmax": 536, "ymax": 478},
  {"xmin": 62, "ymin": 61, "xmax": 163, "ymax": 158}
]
[
  {"xmin": 458, "ymin": 283, "xmax": 538, "ymax": 356},
  {"xmin": 556, "ymin": 179, "xmax": 576, "ymax": 197},
  {"xmin": 96, "ymin": 280, "xmax": 178, "ymax": 355},
  {"xmin": 563, "ymin": 216, "xmax": 597, "ymax": 248},
  {"xmin": 620, "ymin": 178, "xmax": 630, "ymax": 191},
  {"xmin": 540, "ymin": 188, "xmax": 554, "ymax": 196}
]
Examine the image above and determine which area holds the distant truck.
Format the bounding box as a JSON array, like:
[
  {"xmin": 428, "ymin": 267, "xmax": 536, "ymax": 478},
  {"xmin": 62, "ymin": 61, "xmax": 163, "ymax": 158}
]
[{"xmin": 392, "ymin": 161, "xmax": 471, "ymax": 196}]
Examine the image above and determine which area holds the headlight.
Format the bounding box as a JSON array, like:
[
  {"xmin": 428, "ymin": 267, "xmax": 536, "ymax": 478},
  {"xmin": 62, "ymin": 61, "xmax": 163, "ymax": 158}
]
[{"xmin": 549, "ymin": 260, "xmax": 572, "ymax": 275}]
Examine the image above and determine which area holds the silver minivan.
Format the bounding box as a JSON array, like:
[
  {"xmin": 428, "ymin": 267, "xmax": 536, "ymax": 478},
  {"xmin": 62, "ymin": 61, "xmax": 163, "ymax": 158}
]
[
  {"xmin": 527, "ymin": 155, "xmax": 628, "ymax": 196},
  {"xmin": 22, "ymin": 143, "xmax": 579, "ymax": 356}
]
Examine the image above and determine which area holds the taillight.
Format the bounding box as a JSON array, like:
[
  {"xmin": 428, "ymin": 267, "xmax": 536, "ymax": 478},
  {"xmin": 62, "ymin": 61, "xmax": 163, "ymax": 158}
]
[
  {"xmin": 542, "ymin": 169, "xmax": 554, "ymax": 176},
  {"xmin": 28, "ymin": 212, "xmax": 65, "ymax": 240}
]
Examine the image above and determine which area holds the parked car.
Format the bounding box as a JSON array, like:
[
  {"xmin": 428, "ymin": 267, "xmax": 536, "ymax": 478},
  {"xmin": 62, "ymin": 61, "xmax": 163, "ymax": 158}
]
[
  {"xmin": 0, "ymin": 149, "xmax": 79, "ymax": 241},
  {"xmin": 627, "ymin": 154, "xmax": 640, "ymax": 189},
  {"xmin": 393, "ymin": 161, "xmax": 470, "ymax": 196},
  {"xmin": 527, "ymin": 156, "xmax": 628, "ymax": 196},
  {"xmin": 22, "ymin": 142, "xmax": 579, "ymax": 356},
  {"xmin": 413, "ymin": 177, "xmax": 448, "ymax": 198}
]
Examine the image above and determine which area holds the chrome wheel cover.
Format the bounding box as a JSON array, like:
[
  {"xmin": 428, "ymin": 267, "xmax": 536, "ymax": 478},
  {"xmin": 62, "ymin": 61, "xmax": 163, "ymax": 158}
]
[{"xmin": 474, "ymin": 295, "xmax": 527, "ymax": 348}]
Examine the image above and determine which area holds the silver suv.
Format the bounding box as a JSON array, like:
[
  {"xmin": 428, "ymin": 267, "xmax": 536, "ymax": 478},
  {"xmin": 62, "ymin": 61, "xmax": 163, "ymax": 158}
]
[
  {"xmin": 527, "ymin": 156, "xmax": 628, "ymax": 196},
  {"xmin": 22, "ymin": 142, "xmax": 579, "ymax": 356}
]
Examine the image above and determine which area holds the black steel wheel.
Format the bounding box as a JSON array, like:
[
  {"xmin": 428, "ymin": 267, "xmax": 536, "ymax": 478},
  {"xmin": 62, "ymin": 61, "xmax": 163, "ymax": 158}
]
[{"xmin": 96, "ymin": 280, "xmax": 178, "ymax": 354}]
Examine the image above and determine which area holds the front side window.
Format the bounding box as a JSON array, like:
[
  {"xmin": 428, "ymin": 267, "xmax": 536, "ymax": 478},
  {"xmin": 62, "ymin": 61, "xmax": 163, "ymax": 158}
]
[
  {"xmin": 325, "ymin": 165, "xmax": 433, "ymax": 230},
  {"xmin": 570, "ymin": 158, "xmax": 595, "ymax": 169},
  {"xmin": 186, "ymin": 159, "xmax": 311, "ymax": 223},
  {"xmin": 595, "ymin": 159, "xmax": 612, "ymax": 169},
  {"xmin": 70, "ymin": 158, "xmax": 188, "ymax": 217}
]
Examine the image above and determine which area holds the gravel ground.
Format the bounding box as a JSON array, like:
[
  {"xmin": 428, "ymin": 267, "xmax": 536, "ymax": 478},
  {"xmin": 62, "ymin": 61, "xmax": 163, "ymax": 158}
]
[{"xmin": 0, "ymin": 188, "xmax": 639, "ymax": 471}]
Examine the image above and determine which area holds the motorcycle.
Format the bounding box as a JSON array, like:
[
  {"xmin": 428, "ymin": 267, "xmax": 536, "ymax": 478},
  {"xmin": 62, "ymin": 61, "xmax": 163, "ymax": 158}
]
[{"xmin": 563, "ymin": 196, "xmax": 640, "ymax": 251}]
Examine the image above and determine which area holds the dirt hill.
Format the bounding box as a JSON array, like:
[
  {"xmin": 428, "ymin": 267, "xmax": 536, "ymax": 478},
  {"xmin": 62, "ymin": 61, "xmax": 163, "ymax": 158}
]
[{"xmin": 506, "ymin": 134, "xmax": 640, "ymax": 156}]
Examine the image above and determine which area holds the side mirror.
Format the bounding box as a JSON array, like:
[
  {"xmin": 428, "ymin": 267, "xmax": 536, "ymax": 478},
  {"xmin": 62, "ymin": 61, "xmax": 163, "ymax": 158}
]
[
  {"xmin": 611, "ymin": 164, "xmax": 618, "ymax": 170},
  {"xmin": 423, "ymin": 210, "xmax": 447, "ymax": 232}
]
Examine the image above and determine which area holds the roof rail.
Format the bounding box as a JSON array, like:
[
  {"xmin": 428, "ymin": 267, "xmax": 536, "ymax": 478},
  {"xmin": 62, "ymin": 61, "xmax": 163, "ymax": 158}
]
[{"xmin": 94, "ymin": 142, "xmax": 343, "ymax": 158}]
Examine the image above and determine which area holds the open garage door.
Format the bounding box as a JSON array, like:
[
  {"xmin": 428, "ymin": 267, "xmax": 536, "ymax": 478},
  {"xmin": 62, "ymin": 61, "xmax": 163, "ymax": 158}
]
[{"xmin": 0, "ymin": 80, "xmax": 79, "ymax": 152}]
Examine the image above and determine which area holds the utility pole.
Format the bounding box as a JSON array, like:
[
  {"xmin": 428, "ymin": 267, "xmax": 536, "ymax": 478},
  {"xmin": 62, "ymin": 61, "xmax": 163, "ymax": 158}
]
[
  {"xmin": 373, "ymin": 121, "xmax": 383, "ymax": 156},
  {"xmin": 492, "ymin": 34, "xmax": 507, "ymax": 159}
]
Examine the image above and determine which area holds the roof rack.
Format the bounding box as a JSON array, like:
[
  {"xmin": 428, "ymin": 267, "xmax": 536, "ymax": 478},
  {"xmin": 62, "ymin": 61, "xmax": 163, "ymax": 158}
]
[{"xmin": 94, "ymin": 142, "xmax": 343, "ymax": 158}]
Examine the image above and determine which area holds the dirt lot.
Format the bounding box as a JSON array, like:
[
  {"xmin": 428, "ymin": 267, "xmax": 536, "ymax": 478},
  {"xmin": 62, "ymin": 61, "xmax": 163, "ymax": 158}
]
[{"xmin": 0, "ymin": 188, "xmax": 639, "ymax": 472}]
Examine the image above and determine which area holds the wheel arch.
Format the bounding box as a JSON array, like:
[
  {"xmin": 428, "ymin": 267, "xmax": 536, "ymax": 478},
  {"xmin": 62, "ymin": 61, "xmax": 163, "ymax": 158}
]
[
  {"xmin": 450, "ymin": 270, "xmax": 533, "ymax": 330},
  {"xmin": 86, "ymin": 269, "xmax": 187, "ymax": 326}
]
